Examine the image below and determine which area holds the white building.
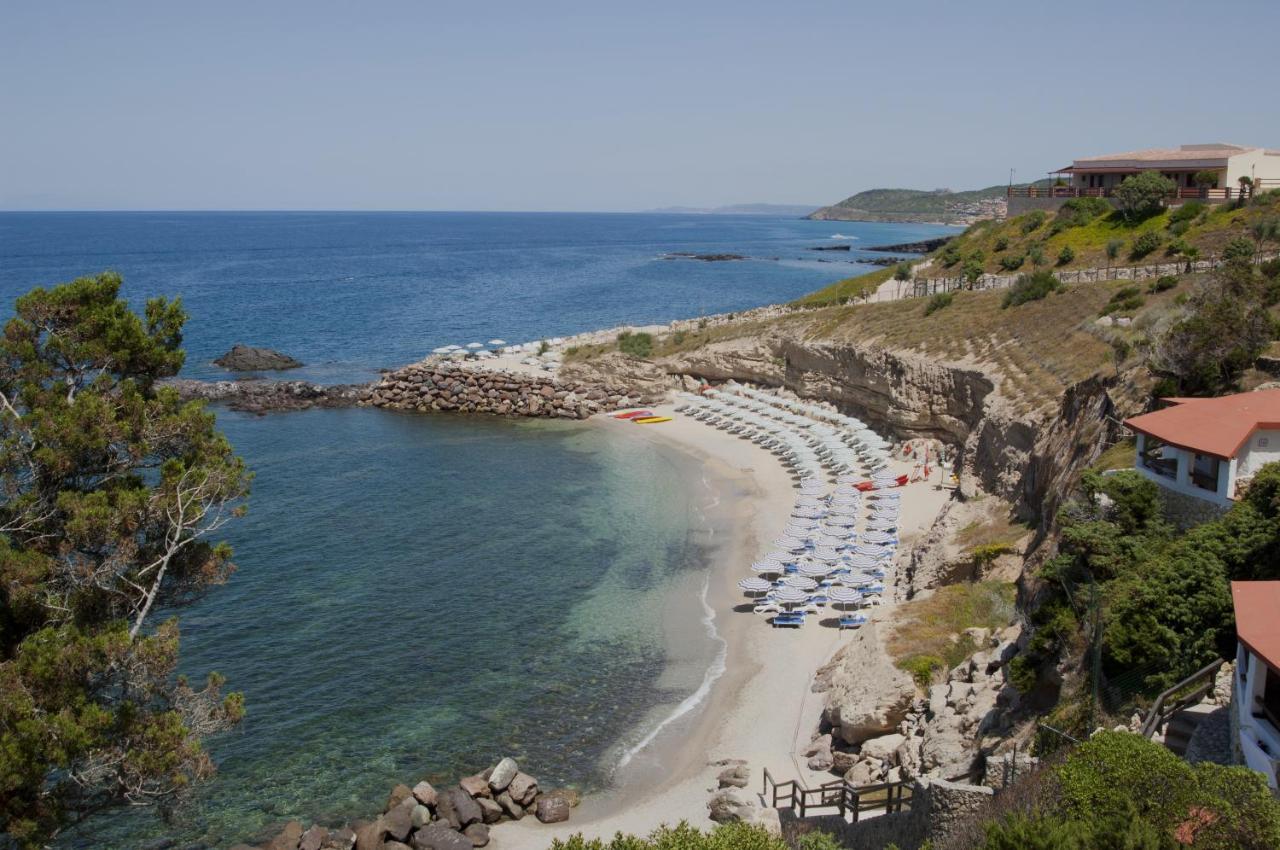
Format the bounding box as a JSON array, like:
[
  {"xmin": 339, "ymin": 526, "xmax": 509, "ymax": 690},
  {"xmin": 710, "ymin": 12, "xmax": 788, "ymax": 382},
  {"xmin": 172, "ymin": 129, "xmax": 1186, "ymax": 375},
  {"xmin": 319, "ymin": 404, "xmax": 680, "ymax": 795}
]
[
  {"xmin": 1124, "ymin": 389, "xmax": 1280, "ymax": 510},
  {"xmin": 1231, "ymin": 581, "xmax": 1280, "ymax": 790},
  {"xmin": 1064, "ymin": 143, "xmax": 1280, "ymax": 196}
]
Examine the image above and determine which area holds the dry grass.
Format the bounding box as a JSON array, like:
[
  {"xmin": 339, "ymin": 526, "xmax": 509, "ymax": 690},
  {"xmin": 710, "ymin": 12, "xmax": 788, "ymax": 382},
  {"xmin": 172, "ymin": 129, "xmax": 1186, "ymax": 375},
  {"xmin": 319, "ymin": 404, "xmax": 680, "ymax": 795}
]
[
  {"xmin": 1088, "ymin": 438, "xmax": 1136, "ymax": 475},
  {"xmin": 956, "ymin": 511, "xmax": 1030, "ymax": 554},
  {"xmin": 887, "ymin": 581, "xmax": 1017, "ymax": 688}
]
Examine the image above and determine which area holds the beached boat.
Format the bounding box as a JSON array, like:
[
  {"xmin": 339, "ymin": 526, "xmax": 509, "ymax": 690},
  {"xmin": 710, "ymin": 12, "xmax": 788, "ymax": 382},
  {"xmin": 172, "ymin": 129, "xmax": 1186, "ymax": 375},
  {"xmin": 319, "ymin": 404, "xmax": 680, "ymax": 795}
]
[
  {"xmin": 633, "ymin": 416, "xmax": 672, "ymax": 424},
  {"xmin": 613, "ymin": 410, "xmax": 655, "ymax": 420}
]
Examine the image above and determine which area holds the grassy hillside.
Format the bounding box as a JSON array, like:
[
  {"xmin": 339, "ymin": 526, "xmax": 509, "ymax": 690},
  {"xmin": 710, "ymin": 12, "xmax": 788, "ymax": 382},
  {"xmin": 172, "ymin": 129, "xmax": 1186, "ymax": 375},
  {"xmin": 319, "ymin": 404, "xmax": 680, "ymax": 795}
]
[
  {"xmin": 808, "ymin": 185, "xmax": 1007, "ymax": 223},
  {"xmin": 801, "ymin": 191, "xmax": 1280, "ymax": 306}
]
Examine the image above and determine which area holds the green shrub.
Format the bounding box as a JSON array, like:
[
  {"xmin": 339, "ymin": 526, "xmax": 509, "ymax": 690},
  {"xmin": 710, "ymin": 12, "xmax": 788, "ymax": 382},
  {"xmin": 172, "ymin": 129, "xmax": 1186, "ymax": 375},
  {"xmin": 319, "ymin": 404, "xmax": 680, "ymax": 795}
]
[
  {"xmin": 1002, "ymin": 270, "xmax": 1060, "ymax": 308},
  {"xmin": 1223, "ymin": 235, "xmax": 1255, "ymax": 262},
  {"xmin": 551, "ymin": 822, "xmax": 789, "ymax": 850},
  {"xmin": 1020, "ymin": 210, "xmax": 1047, "ymax": 234},
  {"xmin": 795, "ymin": 832, "xmax": 844, "ymax": 850},
  {"xmin": 1106, "ymin": 239, "xmax": 1125, "ymax": 262},
  {"xmin": 1114, "ymin": 171, "xmax": 1175, "ymax": 221},
  {"xmin": 1261, "ymin": 258, "xmax": 1280, "ymax": 280},
  {"xmin": 1165, "ymin": 238, "xmax": 1190, "ymax": 256},
  {"xmin": 616, "ymin": 331, "xmax": 653, "ymax": 358},
  {"xmin": 1028, "ymin": 244, "xmax": 1046, "ymax": 267},
  {"xmin": 1148, "ymin": 275, "xmax": 1178, "ymax": 293},
  {"xmin": 999, "ymin": 254, "xmax": 1025, "ymax": 271},
  {"xmin": 670, "ymin": 330, "xmax": 687, "ymax": 346},
  {"xmin": 900, "ymin": 654, "xmax": 946, "ymax": 688},
  {"xmin": 1129, "ymin": 231, "xmax": 1162, "ymax": 259},
  {"xmin": 537, "ymin": 339, "xmax": 550, "ymax": 355},
  {"xmin": 1056, "ymin": 245, "xmax": 1075, "ymax": 265},
  {"xmin": 924, "ymin": 292, "xmax": 954, "ymax": 316},
  {"xmin": 994, "ymin": 235, "xmax": 1009, "ymax": 252},
  {"xmin": 1056, "ymin": 196, "xmax": 1112, "ymax": 228},
  {"xmin": 941, "ymin": 243, "xmax": 962, "ymax": 267},
  {"xmin": 978, "ymin": 810, "xmax": 1164, "ymax": 850},
  {"xmin": 1169, "ymin": 200, "xmax": 1205, "ymax": 225}
]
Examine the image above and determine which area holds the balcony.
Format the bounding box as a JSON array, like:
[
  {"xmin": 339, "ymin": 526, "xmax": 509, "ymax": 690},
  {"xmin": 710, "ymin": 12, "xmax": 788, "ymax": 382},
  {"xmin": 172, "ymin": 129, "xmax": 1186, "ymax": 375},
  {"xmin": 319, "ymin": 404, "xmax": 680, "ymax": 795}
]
[{"xmin": 1007, "ymin": 180, "xmax": 1280, "ymax": 203}]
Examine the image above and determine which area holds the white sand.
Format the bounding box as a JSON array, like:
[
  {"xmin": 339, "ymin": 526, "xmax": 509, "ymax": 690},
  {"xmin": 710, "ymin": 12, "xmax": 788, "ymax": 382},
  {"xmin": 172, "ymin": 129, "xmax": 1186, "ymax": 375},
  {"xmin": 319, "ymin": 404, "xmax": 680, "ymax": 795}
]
[{"xmin": 494, "ymin": 401, "xmax": 950, "ymax": 848}]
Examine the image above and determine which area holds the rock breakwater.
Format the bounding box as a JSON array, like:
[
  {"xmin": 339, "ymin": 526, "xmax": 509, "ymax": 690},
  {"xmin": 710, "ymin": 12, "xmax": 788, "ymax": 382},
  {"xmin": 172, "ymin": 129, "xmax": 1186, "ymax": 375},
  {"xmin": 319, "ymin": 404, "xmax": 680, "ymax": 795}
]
[
  {"xmin": 163, "ymin": 378, "xmax": 371, "ymax": 413},
  {"xmin": 365, "ymin": 363, "xmax": 653, "ymax": 419},
  {"xmin": 233, "ymin": 758, "xmax": 574, "ymax": 850}
]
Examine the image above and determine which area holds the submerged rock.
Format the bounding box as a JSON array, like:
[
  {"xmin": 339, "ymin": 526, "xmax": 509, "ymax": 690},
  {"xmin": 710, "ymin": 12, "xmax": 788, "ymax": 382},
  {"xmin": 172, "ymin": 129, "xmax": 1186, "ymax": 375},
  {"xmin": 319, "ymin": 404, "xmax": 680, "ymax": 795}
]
[{"xmin": 214, "ymin": 343, "xmax": 303, "ymax": 371}]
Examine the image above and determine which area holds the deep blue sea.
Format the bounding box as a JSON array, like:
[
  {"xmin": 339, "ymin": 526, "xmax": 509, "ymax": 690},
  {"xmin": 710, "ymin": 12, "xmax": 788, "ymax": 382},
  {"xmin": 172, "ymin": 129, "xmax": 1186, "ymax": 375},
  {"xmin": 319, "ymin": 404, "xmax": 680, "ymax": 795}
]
[{"xmin": 0, "ymin": 212, "xmax": 952, "ymax": 848}]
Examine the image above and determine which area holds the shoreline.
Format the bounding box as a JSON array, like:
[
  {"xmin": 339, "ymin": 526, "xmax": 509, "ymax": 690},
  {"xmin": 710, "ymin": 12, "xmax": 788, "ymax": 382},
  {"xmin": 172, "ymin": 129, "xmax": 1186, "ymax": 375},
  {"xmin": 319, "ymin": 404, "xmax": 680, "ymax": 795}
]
[{"xmin": 495, "ymin": 402, "xmax": 950, "ymax": 848}]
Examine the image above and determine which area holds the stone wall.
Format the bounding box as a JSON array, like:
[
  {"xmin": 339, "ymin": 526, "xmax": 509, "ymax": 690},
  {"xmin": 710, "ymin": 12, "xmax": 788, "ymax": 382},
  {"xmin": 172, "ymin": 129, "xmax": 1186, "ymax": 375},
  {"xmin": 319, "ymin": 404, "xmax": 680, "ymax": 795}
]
[
  {"xmin": 1154, "ymin": 485, "xmax": 1229, "ymax": 530},
  {"xmin": 365, "ymin": 363, "xmax": 651, "ymax": 419},
  {"xmin": 783, "ymin": 778, "xmax": 993, "ymax": 850}
]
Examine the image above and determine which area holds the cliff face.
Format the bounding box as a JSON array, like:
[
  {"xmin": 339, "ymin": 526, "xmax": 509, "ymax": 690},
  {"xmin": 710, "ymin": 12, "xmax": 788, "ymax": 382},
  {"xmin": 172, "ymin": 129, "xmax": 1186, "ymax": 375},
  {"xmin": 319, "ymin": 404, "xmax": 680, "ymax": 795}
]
[{"xmin": 658, "ymin": 334, "xmax": 1122, "ymax": 527}]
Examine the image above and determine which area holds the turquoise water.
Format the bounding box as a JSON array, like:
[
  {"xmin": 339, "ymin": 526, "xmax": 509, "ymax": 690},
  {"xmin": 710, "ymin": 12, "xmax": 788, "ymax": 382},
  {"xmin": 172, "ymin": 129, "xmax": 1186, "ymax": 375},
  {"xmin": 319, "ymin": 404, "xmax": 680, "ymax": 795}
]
[
  {"xmin": 86, "ymin": 410, "xmax": 711, "ymax": 848},
  {"xmin": 0, "ymin": 212, "xmax": 953, "ymax": 848}
]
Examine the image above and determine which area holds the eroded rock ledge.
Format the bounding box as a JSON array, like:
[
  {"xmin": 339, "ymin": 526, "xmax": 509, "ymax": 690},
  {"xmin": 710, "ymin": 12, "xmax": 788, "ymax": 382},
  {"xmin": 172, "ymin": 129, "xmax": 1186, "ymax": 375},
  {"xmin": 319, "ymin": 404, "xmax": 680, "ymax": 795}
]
[{"xmin": 163, "ymin": 378, "xmax": 371, "ymax": 413}]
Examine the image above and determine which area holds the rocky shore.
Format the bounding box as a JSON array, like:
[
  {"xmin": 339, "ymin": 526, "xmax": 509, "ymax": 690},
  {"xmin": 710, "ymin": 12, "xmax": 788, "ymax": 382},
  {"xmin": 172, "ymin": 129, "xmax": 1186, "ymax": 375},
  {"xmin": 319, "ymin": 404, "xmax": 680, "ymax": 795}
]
[
  {"xmin": 162, "ymin": 378, "xmax": 371, "ymax": 413},
  {"xmin": 233, "ymin": 758, "xmax": 574, "ymax": 850},
  {"xmin": 364, "ymin": 363, "xmax": 655, "ymax": 418}
]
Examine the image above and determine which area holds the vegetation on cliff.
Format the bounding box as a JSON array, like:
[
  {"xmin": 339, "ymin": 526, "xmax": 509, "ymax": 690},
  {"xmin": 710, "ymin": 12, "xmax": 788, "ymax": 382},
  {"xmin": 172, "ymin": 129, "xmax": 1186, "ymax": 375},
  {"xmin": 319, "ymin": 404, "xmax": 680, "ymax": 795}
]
[
  {"xmin": 807, "ymin": 185, "xmax": 1009, "ymax": 223},
  {"xmin": 0, "ymin": 274, "xmax": 249, "ymax": 847}
]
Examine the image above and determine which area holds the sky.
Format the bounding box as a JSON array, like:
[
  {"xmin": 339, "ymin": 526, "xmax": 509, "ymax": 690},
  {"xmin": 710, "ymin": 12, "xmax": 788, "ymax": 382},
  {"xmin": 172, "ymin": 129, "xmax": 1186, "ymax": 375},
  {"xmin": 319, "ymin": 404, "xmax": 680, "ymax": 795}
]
[{"xmin": 2, "ymin": 0, "xmax": 1278, "ymax": 212}]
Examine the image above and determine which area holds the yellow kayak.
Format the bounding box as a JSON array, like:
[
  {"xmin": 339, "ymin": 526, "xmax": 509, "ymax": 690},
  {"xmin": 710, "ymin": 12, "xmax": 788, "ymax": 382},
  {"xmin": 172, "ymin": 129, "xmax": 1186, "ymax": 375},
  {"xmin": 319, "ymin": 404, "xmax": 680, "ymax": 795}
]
[{"xmin": 633, "ymin": 416, "xmax": 672, "ymax": 424}]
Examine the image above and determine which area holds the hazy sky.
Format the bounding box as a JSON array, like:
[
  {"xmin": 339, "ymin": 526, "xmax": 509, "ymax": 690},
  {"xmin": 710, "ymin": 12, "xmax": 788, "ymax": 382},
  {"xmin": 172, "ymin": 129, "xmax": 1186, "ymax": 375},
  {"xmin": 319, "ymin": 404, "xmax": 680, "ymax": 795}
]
[{"xmin": 3, "ymin": 0, "xmax": 1277, "ymax": 211}]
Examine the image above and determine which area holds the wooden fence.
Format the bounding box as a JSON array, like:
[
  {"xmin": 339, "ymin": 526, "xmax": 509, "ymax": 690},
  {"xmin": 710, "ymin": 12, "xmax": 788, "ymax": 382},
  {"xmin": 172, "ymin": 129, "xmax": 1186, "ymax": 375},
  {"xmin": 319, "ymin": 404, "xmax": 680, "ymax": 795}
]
[{"xmin": 761, "ymin": 766, "xmax": 913, "ymax": 823}]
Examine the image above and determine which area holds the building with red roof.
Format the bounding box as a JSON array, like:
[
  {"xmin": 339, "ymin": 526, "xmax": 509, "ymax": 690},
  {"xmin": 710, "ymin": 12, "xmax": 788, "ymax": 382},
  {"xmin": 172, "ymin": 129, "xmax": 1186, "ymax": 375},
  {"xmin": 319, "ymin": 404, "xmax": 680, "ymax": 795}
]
[
  {"xmin": 1123, "ymin": 389, "xmax": 1280, "ymax": 511},
  {"xmin": 1231, "ymin": 581, "xmax": 1280, "ymax": 789}
]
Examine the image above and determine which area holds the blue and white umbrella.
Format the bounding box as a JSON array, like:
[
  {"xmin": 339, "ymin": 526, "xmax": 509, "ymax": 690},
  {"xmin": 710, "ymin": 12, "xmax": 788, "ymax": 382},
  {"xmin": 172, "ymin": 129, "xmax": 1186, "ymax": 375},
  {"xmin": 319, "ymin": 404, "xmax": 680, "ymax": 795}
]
[
  {"xmin": 772, "ymin": 585, "xmax": 810, "ymax": 607},
  {"xmin": 845, "ymin": 553, "xmax": 881, "ymax": 570},
  {"xmin": 863, "ymin": 530, "xmax": 896, "ymax": 545},
  {"xmin": 867, "ymin": 518, "xmax": 898, "ymax": 531},
  {"xmin": 854, "ymin": 543, "xmax": 893, "ymax": 559},
  {"xmin": 774, "ymin": 536, "xmax": 807, "ymax": 552},
  {"xmin": 782, "ymin": 575, "xmax": 819, "ymax": 591},
  {"xmin": 827, "ymin": 585, "xmax": 863, "ymax": 610},
  {"xmin": 751, "ymin": 560, "xmax": 783, "ymax": 575},
  {"xmin": 842, "ymin": 573, "xmax": 876, "ymax": 588},
  {"xmin": 739, "ymin": 577, "xmax": 774, "ymax": 595},
  {"xmin": 797, "ymin": 562, "xmax": 831, "ymax": 579}
]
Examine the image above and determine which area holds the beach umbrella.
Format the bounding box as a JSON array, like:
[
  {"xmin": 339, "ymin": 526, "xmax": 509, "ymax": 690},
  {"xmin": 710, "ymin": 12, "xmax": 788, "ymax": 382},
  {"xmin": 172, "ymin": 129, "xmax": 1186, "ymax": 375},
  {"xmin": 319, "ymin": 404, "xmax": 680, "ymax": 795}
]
[
  {"xmin": 738, "ymin": 577, "xmax": 774, "ymax": 595},
  {"xmin": 751, "ymin": 561, "xmax": 783, "ymax": 575},
  {"xmin": 466, "ymin": 342, "xmax": 485, "ymax": 349},
  {"xmin": 826, "ymin": 515, "xmax": 856, "ymax": 527},
  {"xmin": 788, "ymin": 517, "xmax": 820, "ymax": 529},
  {"xmin": 797, "ymin": 562, "xmax": 831, "ymax": 579},
  {"xmin": 431, "ymin": 346, "xmax": 453, "ymax": 354},
  {"xmin": 872, "ymin": 471, "xmax": 898, "ymax": 483},
  {"xmin": 841, "ymin": 573, "xmax": 874, "ymax": 588},
  {"xmin": 863, "ymin": 530, "xmax": 896, "ymax": 545},
  {"xmin": 867, "ymin": 518, "xmax": 898, "ymax": 531},
  {"xmin": 773, "ymin": 536, "xmax": 807, "ymax": 552},
  {"xmin": 853, "ymin": 543, "xmax": 893, "ymax": 559},
  {"xmin": 782, "ymin": 575, "xmax": 818, "ymax": 591},
  {"xmin": 794, "ymin": 496, "xmax": 822, "ymax": 507},
  {"xmin": 488, "ymin": 339, "xmax": 507, "ymax": 346},
  {"xmin": 772, "ymin": 585, "xmax": 809, "ymax": 607},
  {"xmin": 845, "ymin": 553, "xmax": 881, "ymax": 570},
  {"xmin": 827, "ymin": 586, "xmax": 863, "ymax": 611},
  {"xmin": 813, "ymin": 547, "xmax": 841, "ymax": 562}
]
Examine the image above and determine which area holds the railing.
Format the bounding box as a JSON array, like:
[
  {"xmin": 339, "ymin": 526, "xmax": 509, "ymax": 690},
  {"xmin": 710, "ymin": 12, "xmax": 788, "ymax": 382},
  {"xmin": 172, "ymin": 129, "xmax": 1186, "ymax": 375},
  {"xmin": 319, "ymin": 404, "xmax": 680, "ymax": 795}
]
[
  {"xmin": 761, "ymin": 767, "xmax": 913, "ymax": 823},
  {"xmin": 1008, "ymin": 180, "xmax": 1280, "ymax": 201},
  {"xmin": 1139, "ymin": 658, "xmax": 1225, "ymax": 738}
]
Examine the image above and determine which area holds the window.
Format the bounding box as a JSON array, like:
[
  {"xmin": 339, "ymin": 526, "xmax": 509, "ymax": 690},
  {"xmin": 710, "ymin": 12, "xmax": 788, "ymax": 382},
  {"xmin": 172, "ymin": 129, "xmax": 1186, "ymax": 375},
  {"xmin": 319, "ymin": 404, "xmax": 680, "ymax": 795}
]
[
  {"xmin": 1262, "ymin": 667, "xmax": 1280, "ymax": 730},
  {"xmin": 1191, "ymin": 453, "xmax": 1221, "ymax": 492},
  {"xmin": 1140, "ymin": 436, "xmax": 1177, "ymax": 479}
]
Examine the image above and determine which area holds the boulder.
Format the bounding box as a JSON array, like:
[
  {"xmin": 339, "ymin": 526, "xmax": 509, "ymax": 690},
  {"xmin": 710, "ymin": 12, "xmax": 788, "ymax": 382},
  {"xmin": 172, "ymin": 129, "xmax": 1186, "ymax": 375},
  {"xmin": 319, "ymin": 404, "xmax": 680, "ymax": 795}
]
[
  {"xmin": 459, "ymin": 774, "xmax": 491, "ymax": 799},
  {"xmin": 816, "ymin": 622, "xmax": 918, "ymax": 745},
  {"xmin": 540, "ymin": 787, "xmax": 582, "ymax": 809},
  {"xmin": 266, "ymin": 821, "xmax": 304, "ymax": 850},
  {"xmin": 751, "ymin": 807, "xmax": 783, "ymax": 837},
  {"xmin": 535, "ymin": 796, "xmax": 571, "ymax": 824},
  {"xmin": 475, "ymin": 797, "xmax": 503, "ymax": 825},
  {"xmin": 384, "ymin": 799, "xmax": 417, "ymax": 842},
  {"xmin": 411, "ymin": 824, "xmax": 474, "ymax": 850},
  {"xmin": 842, "ymin": 758, "xmax": 880, "ymax": 787},
  {"xmin": 507, "ymin": 772, "xmax": 538, "ymax": 806},
  {"xmin": 411, "ymin": 805, "xmax": 433, "ymax": 829},
  {"xmin": 214, "ymin": 344, "xmax": 302, "ymax": 371},
  {"xmin": 462, "ymin": 824, "xmax": 490, "ymax": 847},
  {"xmin": 488, "ymin": 758, "xmax": 519, "ymax": 792},
  {"xmin": 387, "ymin": 784, "xmax": 416, "ymax": 812},
  {"xmin": 860, "ymin": 733, "xmax": 906, "ymax": 765},
  {"xmin": 412, "ymin": 781, "xmax": 439, "ymax": 809},
  {"xmin": 300, "ymin": 825, "xmax": 328, "ymax": 850},
  {"xmin": 437, "ymin": 787, "xmax": 483, "ymax": 829},
  {"xmin": 707, "ymin": 789, "xmax": 758, "ymax": 824},
  {"xmin": 384, "ymin": 844, "xmax": 412, "ymax": 850},
  {"xmin": 324, "ymin": 827, "xmax": 356, "ymax": 850},
  {"xmin": 495, "ymin": 791, "xmax": 524, "ymax": 820},
  {"xmin": 353, "ymin": 817, "xmax": 385, "ymax": 850},
  {"xmin": 716, "ymin": 764, "xmax": 750, "ymax": 789}
]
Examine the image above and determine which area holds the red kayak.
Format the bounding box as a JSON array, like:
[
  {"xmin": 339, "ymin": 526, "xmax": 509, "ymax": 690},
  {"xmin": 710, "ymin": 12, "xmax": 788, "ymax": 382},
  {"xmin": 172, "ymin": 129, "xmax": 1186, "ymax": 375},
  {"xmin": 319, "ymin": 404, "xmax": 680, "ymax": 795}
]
[{"xmin": 613, "ymin": 410, "xmax": 655, "ymax": 420}]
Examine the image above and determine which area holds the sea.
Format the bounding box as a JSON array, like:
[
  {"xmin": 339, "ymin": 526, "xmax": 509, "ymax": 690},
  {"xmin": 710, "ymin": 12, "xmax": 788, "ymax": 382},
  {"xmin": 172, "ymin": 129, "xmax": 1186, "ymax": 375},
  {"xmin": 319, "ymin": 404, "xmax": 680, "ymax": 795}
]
[{"xmin": 0, "ymin": 211, "xmax": 953, "ymax": 848}]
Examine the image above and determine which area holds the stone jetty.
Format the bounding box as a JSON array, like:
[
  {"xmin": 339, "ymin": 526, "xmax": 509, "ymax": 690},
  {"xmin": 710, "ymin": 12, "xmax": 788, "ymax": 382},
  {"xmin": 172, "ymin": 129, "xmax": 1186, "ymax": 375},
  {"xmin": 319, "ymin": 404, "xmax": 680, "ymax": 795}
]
[
  {"xmin": 234, "ymin": 758, "xmax": 575, "ymax": 850},
  {"xmin": 364, "ymin": 363, "xmax": 650, "ymax": 419}
]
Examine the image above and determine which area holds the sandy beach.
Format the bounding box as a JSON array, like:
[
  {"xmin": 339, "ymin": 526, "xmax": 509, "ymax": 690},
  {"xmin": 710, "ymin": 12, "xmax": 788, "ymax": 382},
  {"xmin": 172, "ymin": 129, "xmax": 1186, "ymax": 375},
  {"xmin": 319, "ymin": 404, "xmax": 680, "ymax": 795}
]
[{"xmin": 496, "ymin": 400, "xmax": 950, "ymax": 848}]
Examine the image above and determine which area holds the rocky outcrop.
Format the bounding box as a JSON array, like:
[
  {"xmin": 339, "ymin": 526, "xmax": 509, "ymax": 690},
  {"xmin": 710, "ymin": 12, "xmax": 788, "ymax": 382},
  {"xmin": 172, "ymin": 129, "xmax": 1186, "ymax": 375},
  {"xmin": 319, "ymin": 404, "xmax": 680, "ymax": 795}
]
[
  {"xmin": 813, "ymin": 621, "xmax": 917, "ymax": 746},
  {"xmin": 214, "ymin": 344, "xmax": 303, "ymax": 371},
  {"xmin": 163, "ymin": 378, "xmax": 371, "ymax": 413},
  {"xmin": 248, "ymin": 759, "xmax": 571, "ymax": 850},
  {"xmin": 365, "ymin": 363, "xmax": 653, "ymax": 419}
]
